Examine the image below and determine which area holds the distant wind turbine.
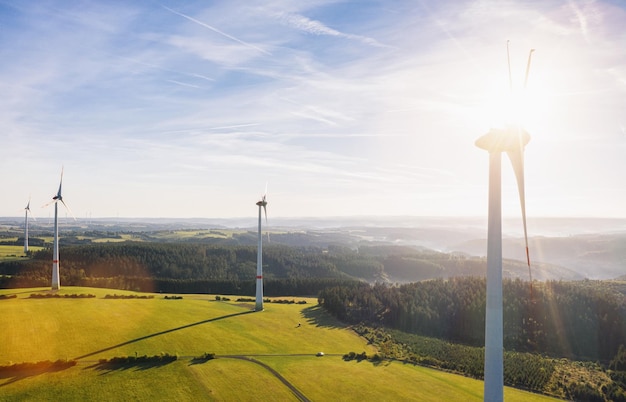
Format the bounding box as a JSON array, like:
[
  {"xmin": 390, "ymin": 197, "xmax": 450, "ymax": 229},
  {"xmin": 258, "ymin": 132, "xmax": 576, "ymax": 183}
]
[
  {"xmin": 23, "ymin": 197, "xmax": 36, "ymax": 253},
  {"xmin": 255, "ymin": 185, "xmax": 268, "ymax": 312},
  {"xmin": 477, "ymin": 44, "xmax": 534, "ymax": 402},
  {"xmin": 43, "ymin": 167, "xmax": 75, "ymax": 290}
]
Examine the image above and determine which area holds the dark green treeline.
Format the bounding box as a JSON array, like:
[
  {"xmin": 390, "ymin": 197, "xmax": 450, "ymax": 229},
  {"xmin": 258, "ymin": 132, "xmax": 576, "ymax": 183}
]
[{"xmin": 319, "ymin": 278, "xmax": 626, "ymax": 363}]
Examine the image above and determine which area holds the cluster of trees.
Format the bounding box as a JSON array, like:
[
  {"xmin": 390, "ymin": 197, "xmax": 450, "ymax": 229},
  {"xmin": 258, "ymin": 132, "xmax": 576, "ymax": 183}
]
[
  {"xmin": 319, "ymin": 278, "xmax": 626, "ymax": 363},
  {"xmin": 96, "ymin": 353, "xmax": 177, "ymax": 368},
  {"xmin": 354, "ymin": 325, "xmax": 626, "ymax": 401},
  {"xmin": 191, "ymin": 353, "xmax": 215, "ymax": 364},
  {"xmin": 354, "ymin": 325, "xmax": 554, "ymax": 392},
  {"xmin": 103, "ymin": 294, "xmax": 154, "ymax": 299},
  {"xmin": 29, "ymin": 293, "xmax": 95, "ymax": 299}
]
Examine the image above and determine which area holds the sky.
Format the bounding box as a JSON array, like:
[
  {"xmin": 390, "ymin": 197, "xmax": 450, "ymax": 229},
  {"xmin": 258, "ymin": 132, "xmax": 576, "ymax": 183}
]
[{"xmin": 1, "ymin": 0, "xmax": 625, "ymax": 220}]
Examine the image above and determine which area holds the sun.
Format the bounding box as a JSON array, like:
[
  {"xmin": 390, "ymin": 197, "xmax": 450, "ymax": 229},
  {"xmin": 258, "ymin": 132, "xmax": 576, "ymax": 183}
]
[
  {"xmin": 475, "ymin": 47, "xmax": 552, "ymax": 134},
  {"xmin": 481, "ymin": 70, "xmax": 553, "ymax": 135}
]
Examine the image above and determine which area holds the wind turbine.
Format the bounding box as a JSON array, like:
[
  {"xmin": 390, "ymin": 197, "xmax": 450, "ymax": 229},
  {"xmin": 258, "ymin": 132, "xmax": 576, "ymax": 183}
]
[
  {"xmin": 255, "ymin": 185, "xmax": 268, "ymax": 312},
  {"xmin": 23, "ymin": 197, "xmax": 36, "ymax": 253},
  {"xmin": 476, "ymin": 44, "xmax": 534, "ymax": 402},
  {"xmin": 44, "ymin": 167, "xmax": 75, "ymax": 291}
]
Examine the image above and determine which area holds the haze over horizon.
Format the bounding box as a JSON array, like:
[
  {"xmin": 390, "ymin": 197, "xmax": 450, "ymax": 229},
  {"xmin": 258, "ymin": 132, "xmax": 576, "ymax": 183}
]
[{"xmin": 1, "ymin": 1, "xmax": 625, "ymax": 220}]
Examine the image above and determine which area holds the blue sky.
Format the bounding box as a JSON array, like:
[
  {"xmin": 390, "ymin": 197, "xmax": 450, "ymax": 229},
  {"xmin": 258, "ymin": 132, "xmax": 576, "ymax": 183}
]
[{"xmin": 1, "ymin": 0, "xmax": 625, "ymax": 219}]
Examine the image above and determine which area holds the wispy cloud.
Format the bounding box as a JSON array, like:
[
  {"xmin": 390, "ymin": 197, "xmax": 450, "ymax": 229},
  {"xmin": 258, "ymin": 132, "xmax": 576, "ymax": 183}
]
[
  {"xmin": 568, "ymin": 0, "xmax": 591, "ymax": 42},
  {"xmin": 275, "ymin": 12, "xmax": 388, "ymax": 47},
  {"xmin": 162, "ymin": 5, "xmax": 272, "ymax": 56}
]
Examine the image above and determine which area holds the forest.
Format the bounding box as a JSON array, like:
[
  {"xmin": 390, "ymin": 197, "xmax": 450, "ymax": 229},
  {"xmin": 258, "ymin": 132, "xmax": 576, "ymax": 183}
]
[
  {"xmin": 318, "ymin": 278, "xmax": 626, "ymax": 363},
  {"xmin": 0, "ymin": 239, "xmax": 539, "ymax": 288}
]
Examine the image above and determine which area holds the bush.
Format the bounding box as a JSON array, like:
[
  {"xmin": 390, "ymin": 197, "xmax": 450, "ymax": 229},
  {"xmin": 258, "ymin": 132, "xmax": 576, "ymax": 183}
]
[
  {"xmin": 29, "ymin": 293, "xmax": 95, "ymax": 299},
  {"xmin": 192, "ymin": 353, "xmax": 215, "ymax": 363},
  {"xmin": 98, "ymin": 353, "xmax": 177, "ymax": 367}
]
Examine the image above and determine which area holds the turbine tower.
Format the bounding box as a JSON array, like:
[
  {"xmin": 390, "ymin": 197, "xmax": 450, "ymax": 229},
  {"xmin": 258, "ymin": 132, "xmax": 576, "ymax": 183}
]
[
  {"xmin": 23, "ymin": 197, "xmax": 35, "ymax": 253},
  {"xmin": 45, "ymin": 168, "xmax": 73, "ymax": 291},
  {"xmin": 476, "ymin": 127, "xmax": 529, "ymax": 402},
  {"xmin": 477, "ymin": 45, "xmax": 533, "ymax": 402},
  {"xmin": 255, "ymin": 188, "xmax": 268, "ymax": 312}
]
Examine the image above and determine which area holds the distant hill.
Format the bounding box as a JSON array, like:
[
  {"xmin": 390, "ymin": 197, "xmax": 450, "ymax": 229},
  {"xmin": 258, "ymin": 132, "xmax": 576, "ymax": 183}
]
[
  {"xmin": 2, "ymin": 216, "xmax": 624, "ymax": 281},
  {"xmin": 451, "ymin": 234, "xmax": 626, "ymax": 280}
]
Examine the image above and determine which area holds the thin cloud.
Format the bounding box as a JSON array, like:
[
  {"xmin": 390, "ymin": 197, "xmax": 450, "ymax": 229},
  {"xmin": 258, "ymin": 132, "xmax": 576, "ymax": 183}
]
[
  {"xmin": 162, "ymin": 5, "xmax": 272, "ymax": 56},
  {"xmin": 116, "ymin": 55, "xmax": 215, "ymax": 82},
  {"xmin": 568, "ymin": 0, "xmax": 591, "ymax": 43},
  {"xmin": 166, "ymin": 79, "xmax": 202, "ymax": 89},
  {"xmin": 276, "ymin": 12, "xmax": 388, "ymax": 47}
]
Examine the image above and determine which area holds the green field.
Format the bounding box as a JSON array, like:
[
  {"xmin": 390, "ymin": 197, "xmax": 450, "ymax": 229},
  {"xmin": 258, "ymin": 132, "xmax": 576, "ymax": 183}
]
[
  {"xmin": 0, "ymin": 245, "xmax": 45, "ymax": 261},
  {"xmin": 0, "ymin": 287, "xmax": 559, "ymax": 401}
]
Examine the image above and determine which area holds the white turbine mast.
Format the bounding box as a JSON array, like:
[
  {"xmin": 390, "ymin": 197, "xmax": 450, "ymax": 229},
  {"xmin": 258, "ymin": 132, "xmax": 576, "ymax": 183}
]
[
  {"xmin": 255, "ymin": 184, "xmax": 268, "ymax": 312},
  {"xmin": 477, "ymin": 42, "xmax": 534, "ymax": 402},
  {"xmin": 43, "ymin": 167, "xmax": 75, "ymax": 290},
  {"xmin": 23, "ymin": 196, "xmax": 36, "ymax": 253}
]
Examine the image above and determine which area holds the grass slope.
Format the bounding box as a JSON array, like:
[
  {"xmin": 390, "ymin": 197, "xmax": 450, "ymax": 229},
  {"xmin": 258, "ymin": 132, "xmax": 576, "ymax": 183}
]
[
  {"xmin": 0, "ymin": 287, "xmax": 558, "ymax": 401},
  {"xmin": 0, "ymin": 245, "xmax": 44, "ymax": 261}
]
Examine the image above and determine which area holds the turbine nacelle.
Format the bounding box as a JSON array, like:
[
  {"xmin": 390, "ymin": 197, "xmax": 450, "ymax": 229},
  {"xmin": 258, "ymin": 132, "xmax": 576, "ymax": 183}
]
[
  {"xmin": 44, "ymin": 167, "xmax": 76, "ymax": 220},
  {"xmin": 24, "ymin": 198, "xmax": 36, "ymax": 221},
  {"xmin": 256, "ymin": 192, "xmax": 268, "ymax": 223},
  {"xmin": 475, "ymin": 126, "xmax": 530, "ymax": 153}
]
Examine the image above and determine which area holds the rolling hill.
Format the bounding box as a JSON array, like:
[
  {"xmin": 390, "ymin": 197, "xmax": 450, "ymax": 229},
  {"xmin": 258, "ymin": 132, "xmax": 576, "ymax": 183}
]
[{"xmin": 0, "ymin": 287, "xmax": 557, "ymax": 401}]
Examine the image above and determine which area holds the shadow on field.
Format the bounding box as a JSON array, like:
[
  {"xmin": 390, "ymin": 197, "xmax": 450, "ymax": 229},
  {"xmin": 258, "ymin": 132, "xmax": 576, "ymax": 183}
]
[
  {"xmin": 74, "ymin": 310, "xmax": 254, "ymax": 361},
  {"xmin": 301, "ymin": 305, "xmax": 344, "ymax": 329},
  {"xmin": 86, "ymin": 359, "xmax": 175, "ymax": 375},
  {"xmin": 0, "ymin": 360, "xmax": 76, "ymax": 387}
]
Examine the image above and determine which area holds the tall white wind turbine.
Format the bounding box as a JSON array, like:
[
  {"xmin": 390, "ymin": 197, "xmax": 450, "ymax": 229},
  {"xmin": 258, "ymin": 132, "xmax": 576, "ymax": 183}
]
[
  {"xmin": 255, "ymin": 187, "xmax": 268, "ymax": 312},
  {"xmin": 23, "ymin": 197, "xmax": 35, "ymax": 253},
  {"xmin": 477, "ymin": 45, "xmax": 534, "ymax": 402},
  {"xmin": 44, "ymin": 167, "xmax": 74, "ymax": 290}
]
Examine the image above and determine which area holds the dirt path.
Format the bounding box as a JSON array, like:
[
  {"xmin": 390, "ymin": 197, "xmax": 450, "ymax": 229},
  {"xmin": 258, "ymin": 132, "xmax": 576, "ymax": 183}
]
[{"xmin": 219, "ymin": 355, "xmax": 310, "ymax": 402}]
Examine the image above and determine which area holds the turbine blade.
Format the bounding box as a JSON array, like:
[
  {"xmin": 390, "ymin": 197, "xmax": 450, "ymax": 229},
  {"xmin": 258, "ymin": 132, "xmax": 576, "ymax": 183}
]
[
  {"xmin": 263, "ymin": 204, "xmax": 270, "ymax": 242},
  {"xmin": 27, "ymin": 203, "xmax": 37, "ymax": 221},
  {"xmin": 506, "ymin": 136, "xmax": 531, "ymax": 286},
  {"xmin": 60, "ymin": 199, "xmax": 77, "ymax": 221},
  {"xmin": 523, "ymin": 49, "xmax": 535, "ymax": 90},
  {"xmin": 506, "ymin": 40, "xmax": 513, "ymax": 94},
  {"xmin": 57, "ymin": 167, "xmax": 64, "ymax": 199},
  {"xmin": 42, "ymin": 199, "xmax": 56, "ymax": 208}
]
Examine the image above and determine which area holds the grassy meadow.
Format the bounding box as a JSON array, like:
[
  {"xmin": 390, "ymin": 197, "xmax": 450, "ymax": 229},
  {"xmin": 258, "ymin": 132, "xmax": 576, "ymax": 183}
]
[
  {"xmin": 0, "ymin": 287, "xmax": 559, "ymax": 401},
  {"xmin": 0, "ymin": 244, "xmax": 44, "ymax": 261}
]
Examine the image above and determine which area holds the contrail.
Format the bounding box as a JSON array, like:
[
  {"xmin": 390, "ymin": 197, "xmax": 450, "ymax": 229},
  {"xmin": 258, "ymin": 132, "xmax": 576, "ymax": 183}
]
[
  {"xmin": 167, "ymin": 79, "xmax": 202, "ymax": 89},
  {"xmin": 162, "ymin": 5, "xmax": 272, "ymax": 56},
  {"xmin": 276, "ymin": 12, "xmax": 388, "ymax": 48}
]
